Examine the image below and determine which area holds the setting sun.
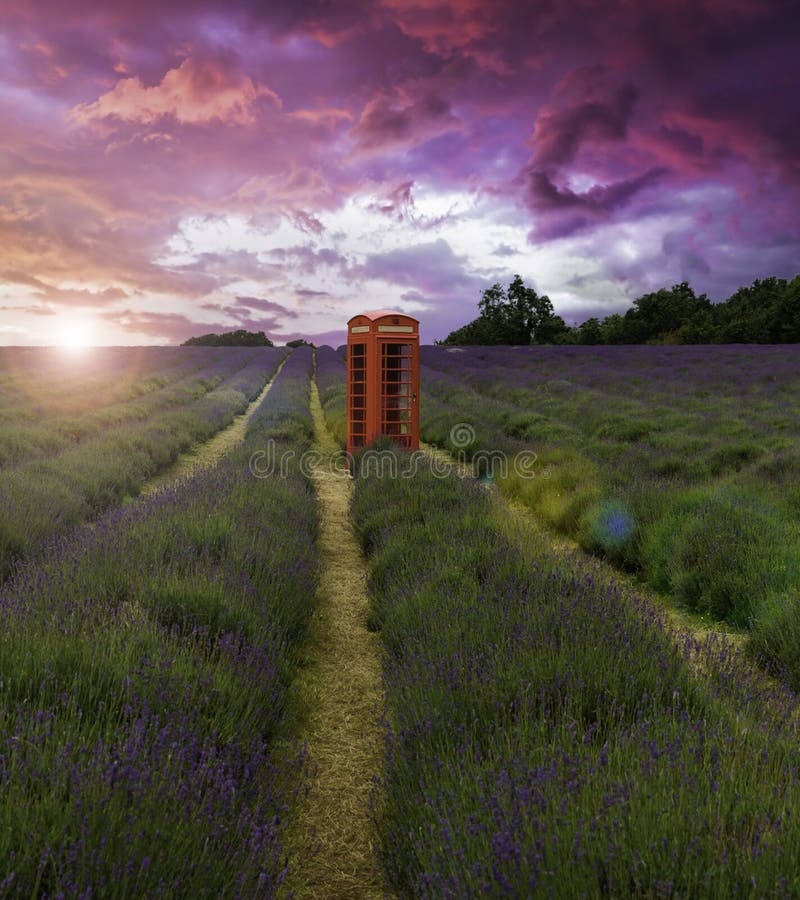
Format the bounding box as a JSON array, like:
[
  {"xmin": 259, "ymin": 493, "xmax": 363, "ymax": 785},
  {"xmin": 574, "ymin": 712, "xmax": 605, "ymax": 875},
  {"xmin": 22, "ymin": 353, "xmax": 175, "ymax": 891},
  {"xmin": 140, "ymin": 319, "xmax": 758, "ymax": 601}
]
[{"xmin": 56, "ymin": 319, "xmax": 95, "ymax": 351}]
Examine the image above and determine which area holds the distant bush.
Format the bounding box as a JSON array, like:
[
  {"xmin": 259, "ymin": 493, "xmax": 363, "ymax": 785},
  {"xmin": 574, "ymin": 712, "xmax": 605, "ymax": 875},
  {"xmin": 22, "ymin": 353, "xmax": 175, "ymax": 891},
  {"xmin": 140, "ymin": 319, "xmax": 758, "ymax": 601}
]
[
  {"xmin": 750, "ymin": 446, "xmax": 800, "ymax": 515},
  {"xmin": 315, "ymin": 347, "xmax": 347, "ymax": 447},
  {"xmin": 591, "ymin": 415, "xmax": 660, "ymax": 443},
  {"xmin": 0, "ymin": 348, "xmax": 317, "ymax": 891},
  {"xmin": 183, "ymin": 330, "xmax": 273, "ymax": 347},
  {"xmin": 502, "ymin": 411, "xmax": 549, "ymax": 440},
  {"xmin": 643, "ymin": 486, "xmax": 798, "ymax": 626},
  {"xmin": 352, "ymin": 448, "xmax": 800, "ymax": 896}
]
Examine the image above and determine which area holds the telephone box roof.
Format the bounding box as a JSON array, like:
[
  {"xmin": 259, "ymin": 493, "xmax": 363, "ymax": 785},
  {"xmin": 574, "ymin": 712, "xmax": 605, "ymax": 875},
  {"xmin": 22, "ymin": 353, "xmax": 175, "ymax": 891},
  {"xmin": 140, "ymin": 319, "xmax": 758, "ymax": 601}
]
[{"xmin": 347, "ymin": 309, "xmax": 419, "ymax": 324}]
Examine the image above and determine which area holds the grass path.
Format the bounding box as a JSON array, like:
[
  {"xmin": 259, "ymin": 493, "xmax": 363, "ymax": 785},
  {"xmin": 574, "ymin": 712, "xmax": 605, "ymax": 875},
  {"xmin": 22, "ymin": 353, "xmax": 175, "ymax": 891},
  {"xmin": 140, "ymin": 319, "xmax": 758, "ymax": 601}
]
[
  {"xmin": 284, "ymin": 371, "xmax": 389, "ymax": 899},
  {"xmin": 139, "ymin": 357, "xmax": 286, "ymax": 497}
]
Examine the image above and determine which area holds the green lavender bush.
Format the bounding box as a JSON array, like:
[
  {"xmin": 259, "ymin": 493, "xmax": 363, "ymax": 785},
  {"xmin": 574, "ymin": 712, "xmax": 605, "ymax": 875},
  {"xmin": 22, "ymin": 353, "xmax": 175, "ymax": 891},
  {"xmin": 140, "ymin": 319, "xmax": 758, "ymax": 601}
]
[{"xmin": 643, "ymin": 485, "xmax": 798, "ymax": 626}]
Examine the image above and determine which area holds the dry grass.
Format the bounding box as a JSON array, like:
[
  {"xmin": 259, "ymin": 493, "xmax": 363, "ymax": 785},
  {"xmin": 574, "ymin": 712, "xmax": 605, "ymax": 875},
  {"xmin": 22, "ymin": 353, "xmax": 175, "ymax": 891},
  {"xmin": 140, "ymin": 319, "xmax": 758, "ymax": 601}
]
[{"xmin": 283, "ymin": 375, "xmax": 390, "ymax": 899}]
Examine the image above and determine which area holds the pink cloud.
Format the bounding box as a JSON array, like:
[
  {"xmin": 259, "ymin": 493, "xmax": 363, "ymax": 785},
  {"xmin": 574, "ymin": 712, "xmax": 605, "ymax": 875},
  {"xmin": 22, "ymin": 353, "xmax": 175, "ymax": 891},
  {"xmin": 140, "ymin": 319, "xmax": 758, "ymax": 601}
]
[
  {"xmin": 358, "ymin": 238, "xmax": 483, "ymax": 297},
  {"xmin": 379, "ymin": 0, "xmax": 503, "ymax": 65},
  {"xmin": 367, "ymin": 180, "xmax": 416, "ymax": 220},
  {"xmin": 72, "ymin": 55, "xmax": 281, "ymax": 126}
]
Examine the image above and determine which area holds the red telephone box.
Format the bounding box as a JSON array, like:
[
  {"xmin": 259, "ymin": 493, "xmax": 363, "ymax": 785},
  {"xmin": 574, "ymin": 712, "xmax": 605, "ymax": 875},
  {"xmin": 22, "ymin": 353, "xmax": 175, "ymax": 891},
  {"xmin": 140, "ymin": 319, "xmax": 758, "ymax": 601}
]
[{"xmin": 346, "ymin": 310, "xmax": 419, "ymax": 455}]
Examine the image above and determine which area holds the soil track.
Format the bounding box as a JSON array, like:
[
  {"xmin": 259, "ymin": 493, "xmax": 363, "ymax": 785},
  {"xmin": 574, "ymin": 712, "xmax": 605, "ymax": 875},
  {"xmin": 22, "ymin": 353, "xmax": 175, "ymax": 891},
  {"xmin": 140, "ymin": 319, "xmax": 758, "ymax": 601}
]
[
  {"xmin": 139, "ymin": 358, "xmax": 285, "ymax": 497},
  {"xmin": 284, "ymin": 370, "xmax": 389, "ymax": 899}
]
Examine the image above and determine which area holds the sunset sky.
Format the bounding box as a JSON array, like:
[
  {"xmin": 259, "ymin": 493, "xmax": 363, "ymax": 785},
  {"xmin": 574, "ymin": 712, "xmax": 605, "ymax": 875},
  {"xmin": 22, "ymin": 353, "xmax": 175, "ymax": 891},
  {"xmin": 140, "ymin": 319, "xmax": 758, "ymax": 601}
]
[{"xmin": 1, "ymin": 0, "xmax": 798, "ymax": 346}]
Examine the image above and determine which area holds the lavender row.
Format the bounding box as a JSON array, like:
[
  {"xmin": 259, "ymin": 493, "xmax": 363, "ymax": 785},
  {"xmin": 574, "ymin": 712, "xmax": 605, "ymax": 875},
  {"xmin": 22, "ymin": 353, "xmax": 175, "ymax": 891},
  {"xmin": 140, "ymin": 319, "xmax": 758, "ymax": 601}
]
[
  {"xmin": 0, "ymin": 345, "xmax": 237, "ymax": 430},
  {"xmin": 0, "ymin": 346, "xmax": 278, "ymax": 469},
  {"xmin": 246, "ymin": 345, "xmax": 314, "ymax": 443},
  {"xmin": 0, "ymin": 348, "xmax": 319, "ymax": 894},
  {"xmin": 352, "ymin": 450, "xmax": 800, "ymax": 896},
  {"xmin": 314, "ymin": 345, "xmax": 347, "ymax": 445},
  {"xmin": 0, "ymin": 348, "xmax": 286, "ymax": 581}
]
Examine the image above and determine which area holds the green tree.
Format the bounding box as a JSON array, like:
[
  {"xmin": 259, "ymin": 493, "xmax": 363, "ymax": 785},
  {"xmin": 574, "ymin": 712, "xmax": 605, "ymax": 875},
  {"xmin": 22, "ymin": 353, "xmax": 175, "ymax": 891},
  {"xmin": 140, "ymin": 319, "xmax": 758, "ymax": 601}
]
[
  {"xmin": 600, "ymin": 313, "xmax": 627, "ymax": 344},
  {"xmin": 714, "ymin": 276, "xmax": 793, "ymax": 343},
  {"xmin": 440, "ymin": 316, "xmax": 499, "ymax": 345},
  {"xmin": 477, "ymin": 275, "xmax": 557, "ymax": 344},
  {"xmin": 774, "ymin": 276, "xmax": 800, "ymax": 342},
  {"xmin": 444, "ymin": 275, "xmax": 564, "ymax": 345},
  {"xmin": 577, "ymin": 317, "xmax": 603, "ymax": 345},
  {"xmin": 621, "ymin": 282, "xmax": 711, "ymax": 343},
  {"xmin": 442, "ymin": 272, "xmax": 800, "ymax": 347}
]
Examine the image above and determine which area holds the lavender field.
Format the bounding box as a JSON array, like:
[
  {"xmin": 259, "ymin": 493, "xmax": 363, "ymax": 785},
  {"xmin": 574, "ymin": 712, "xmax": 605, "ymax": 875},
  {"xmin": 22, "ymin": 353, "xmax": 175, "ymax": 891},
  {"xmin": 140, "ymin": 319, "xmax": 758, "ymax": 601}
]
[
  {"xmin": 2, "ymin": 343, "xmax": 800, "ymax": 896},
  {"xmin": 0, "ymin": 347, "xmax": 315, "ymax": 893}
]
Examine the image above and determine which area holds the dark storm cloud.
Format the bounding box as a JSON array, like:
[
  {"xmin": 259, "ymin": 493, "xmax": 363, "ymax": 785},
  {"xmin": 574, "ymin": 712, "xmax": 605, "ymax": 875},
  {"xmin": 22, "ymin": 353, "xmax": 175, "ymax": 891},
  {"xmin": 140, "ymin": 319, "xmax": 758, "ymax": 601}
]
[
  {"xmin": 352, "ymin": 92, "xmax": 460, "ymax": 154},
  {"xmin": 531, "ymin": 70, "xmax": 638, "ymax": 170}
]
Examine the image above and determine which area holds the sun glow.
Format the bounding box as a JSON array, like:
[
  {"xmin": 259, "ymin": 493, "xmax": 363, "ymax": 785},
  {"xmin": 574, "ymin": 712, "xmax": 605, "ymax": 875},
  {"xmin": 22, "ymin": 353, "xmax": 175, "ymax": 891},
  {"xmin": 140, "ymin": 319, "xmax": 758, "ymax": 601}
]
[{"xmin": 55, "ymin": 319, "xmax": 95, "ymax": 352}]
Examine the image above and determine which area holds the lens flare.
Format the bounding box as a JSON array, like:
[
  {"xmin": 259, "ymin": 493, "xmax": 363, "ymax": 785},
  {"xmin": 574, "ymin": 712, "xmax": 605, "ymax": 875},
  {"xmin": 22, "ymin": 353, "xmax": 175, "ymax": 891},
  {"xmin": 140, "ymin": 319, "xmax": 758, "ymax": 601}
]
[{"xmin": 589, "ymin": 498, "xmax": 635, "ymax": 551}]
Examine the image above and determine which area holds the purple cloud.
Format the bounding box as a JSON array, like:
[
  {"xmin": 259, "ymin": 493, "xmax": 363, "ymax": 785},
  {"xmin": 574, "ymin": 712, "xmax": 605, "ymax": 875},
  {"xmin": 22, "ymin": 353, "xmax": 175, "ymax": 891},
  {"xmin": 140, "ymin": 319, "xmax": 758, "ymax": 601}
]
[
  {"xmin": 352, "ymin": 91, "xmax": 461, "ymax": 155},
  {"xmin": 235, "ymin": 295, "xmax": 299, "ymax": 318}
]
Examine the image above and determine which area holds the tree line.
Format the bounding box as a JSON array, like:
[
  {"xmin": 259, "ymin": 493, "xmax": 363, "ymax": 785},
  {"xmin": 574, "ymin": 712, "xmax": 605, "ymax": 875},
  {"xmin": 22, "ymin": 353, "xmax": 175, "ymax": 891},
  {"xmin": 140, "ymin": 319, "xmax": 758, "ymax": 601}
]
[{"xmin": 441, "ymin": 274, "xmax": 800, "ymax": 345}]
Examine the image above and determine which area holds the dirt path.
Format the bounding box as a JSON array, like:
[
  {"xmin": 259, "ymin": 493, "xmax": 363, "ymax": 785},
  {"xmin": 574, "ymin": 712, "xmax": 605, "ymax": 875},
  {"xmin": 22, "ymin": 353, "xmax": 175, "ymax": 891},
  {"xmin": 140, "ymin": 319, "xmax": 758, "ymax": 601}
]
[
  {"xmin": 284, "ymin": 369, "xmax": 389, "ymax": 899},
  {"xmin": 139, "ymin": 358, "xmax": 285, "ymax": 497}
]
